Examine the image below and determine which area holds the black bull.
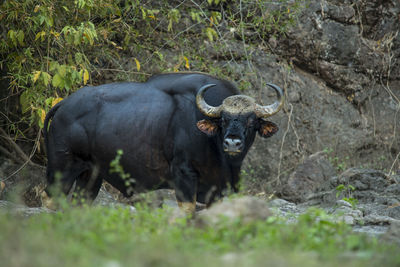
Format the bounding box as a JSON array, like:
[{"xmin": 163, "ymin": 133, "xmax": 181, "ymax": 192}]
[{"xmin": 43, "ymin": 73, "xmax": 284, "ymax": 213}]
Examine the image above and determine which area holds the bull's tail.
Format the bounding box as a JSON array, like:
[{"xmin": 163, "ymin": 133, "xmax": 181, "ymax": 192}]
[
  {"xmin": 42, "ymin": 101, "xmax": 64, "ymax": 200},
  {"xmin": 43, "ymin": 101, "xmax": 63, "ymax": 152}
]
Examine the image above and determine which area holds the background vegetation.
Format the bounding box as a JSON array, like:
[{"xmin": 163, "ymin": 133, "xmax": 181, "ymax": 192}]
[{"xmin": 0, "ymin": 0, "xmax": 303, "ymax": 158}]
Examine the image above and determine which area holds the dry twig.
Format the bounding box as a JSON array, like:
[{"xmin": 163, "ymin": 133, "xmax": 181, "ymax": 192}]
[
  {"xmin": 0, "ymin": 129, "xmax": 44, "ymax": 182},
  {"xmin": 0, "ymin": 127, "xmax": 32, "ymax": 164}
]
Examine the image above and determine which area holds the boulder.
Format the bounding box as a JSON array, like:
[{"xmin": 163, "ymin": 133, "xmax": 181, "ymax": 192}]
[
  {"xmin": 280, "ymin": 152, "xmax": 336, "ymax": 203},
  {"xmin": 195, "ymin": 196, "xmax": 272, "ymax": 227}
]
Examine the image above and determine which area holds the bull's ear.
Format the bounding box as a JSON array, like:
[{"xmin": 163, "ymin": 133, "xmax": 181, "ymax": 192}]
[
  {"xmin": 197, "ymin": 119, "xmax": 218, "ymax": 136},
  {"xmin": 258, "ymin": 120, "xmax": 278, "ymax": 138}
]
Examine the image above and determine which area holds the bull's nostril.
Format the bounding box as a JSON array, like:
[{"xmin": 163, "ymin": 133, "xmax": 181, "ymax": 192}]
[{"xmin": 233, "ymin": 139, "xmax": 242, "ymax": 147}]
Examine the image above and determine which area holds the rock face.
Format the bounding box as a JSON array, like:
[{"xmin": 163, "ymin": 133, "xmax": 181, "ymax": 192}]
[
  {"xmin": 279, "ymin": 0, "xmax": 400, "ymax": 97},
  {"xmin": 329, "ymin": 169, "xmax": 400, "ymax": 224},
  {"xmin": 239, "ymin": 0, "xmax": 400, "ymax": 189},
  {"xmin": 281, "ymin": 152, "xmax": 336, "ymax": 203},
  {"xmin": 308, "ymin": 168, "xmax": 400, "ymax": 208}
]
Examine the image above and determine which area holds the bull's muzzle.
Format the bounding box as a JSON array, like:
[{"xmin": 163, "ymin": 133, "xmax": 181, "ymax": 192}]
[{"xmin": 223, "ymin": 137, "xmax": 243, "ymax": 154}]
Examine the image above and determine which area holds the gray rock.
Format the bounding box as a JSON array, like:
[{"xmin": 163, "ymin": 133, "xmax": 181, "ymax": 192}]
[
  {"xmin": 331, "ymin": 205, "xmax": 363, "ymax": 225},
  {"xmin": 388, "ymin": 205, "xmax": 400, "ymax": 220},
  {"xmin": 0, "ymin": 200, "xmax": 53, "ymax": 217},
  {"xmin": 382, "ymin": 221, "xmax": 400, "ymax": 246},
  {"xmin": 363, "ymin": 214, "xmax": 400, "ymax": 226},
  {"xmin": 353, "ymin": 225, "xmax": 388, "ymax": 237},
  {"xmin": 385, "ymin": 183, "xmax": 400, "ymax": 195},
  {"xmin": 278, "ymin": 0, "xmax": 400, "ymax": 91},
  {"xmin": 335, "ymin": 199, "xmax": 353, "ymax": 209},
  {"xmin": 93, "ymin": 187, "xmax": 136, "ymax": 213},
  {"xmin": 281, "ymin": 152, "xmax": 336, "ymax": 203},
  {"xmin": 269, "ymin": 198, "xmax": 295, "ymax": 209},
  {"xmin": 93, "ymin": 186, "xmax": 120, "ymax": 206},
  {"xmin": 269, "ymin": 198, "xmax": 300, "ymax": 214},
  {"xmin": 288, "ymin": 90, "xmax": 301, "ymax": 103},
  {"xmin": 331, "ymin": 169, "xmax": 397, "ymax": 205},
  {"xmin": 195, "ymin": 196, "xmax": 272, "ymax": 227},
  {"xmin": 306, "ymin": 168, "xmax": 399, "ymax": 208},
  {"xmin": 268, "ymin": 198, "xmax": 307, "ymax": 223}
]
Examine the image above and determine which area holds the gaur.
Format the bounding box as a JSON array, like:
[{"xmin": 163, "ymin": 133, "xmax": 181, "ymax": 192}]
[{"xmin": 43, "ymin": 72, "xmax": 284, "ymax": 213}]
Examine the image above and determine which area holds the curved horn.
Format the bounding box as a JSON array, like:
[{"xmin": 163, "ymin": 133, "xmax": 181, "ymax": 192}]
[
  {"xmin": 254, "ymin": 83, "xmax": 285, "ymax": 118},
  {"xmin": 196, "ymin": 84, "xmax": 222, "ymax": 118}
]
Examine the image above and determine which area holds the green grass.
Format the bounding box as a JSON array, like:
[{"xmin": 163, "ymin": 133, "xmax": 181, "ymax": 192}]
[{"xmin": 0, "ymin": 204, "xmax": 398, "ymax": 267}]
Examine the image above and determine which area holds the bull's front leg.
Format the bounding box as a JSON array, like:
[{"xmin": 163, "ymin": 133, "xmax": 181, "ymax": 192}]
[{"xmin": 171, "ymin": 160, "xmax": 198, "ymax": 215}]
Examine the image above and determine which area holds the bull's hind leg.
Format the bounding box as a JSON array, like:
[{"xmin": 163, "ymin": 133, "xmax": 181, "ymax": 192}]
[
  {"xmin": 43, "ymin": 164, "xmax": 83, "ymax": 209},
  {"xmin": 46, "ymin": 156, "xmax": 81, "ymax": 196},
  {"xmin": 44, "ymin": 121, "xmax": 100, "ymax": 207},
  {"xmin": 44, "ymin": 150, "xmax": 96, "ymax": 208}
]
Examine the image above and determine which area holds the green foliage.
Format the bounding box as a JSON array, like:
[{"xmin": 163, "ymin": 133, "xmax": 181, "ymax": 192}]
[
  {"xmin": 1, "ymin": 0, "xmax": 306, "ymax": 145},
  {"xmin": 0, "ymin": 0, "xmax": 156, "ymax": 130},
  {"xmin": 1, "ymin": 0, "xmax": 109, "ymax": 128},
  {"xmin": 109, "ymin": 149, "xmax": 135, "ymax": 192},
  {"xmin": 208, "ymin": 0, "xmax": 227, "ymax": 5},
  {"xmin": 245, "ymin": 0, "xmax": 305, "ymax": 38},
  {"xmin": 324, "ymin": 147, "xmax": 350, "ymax": 172},
  {"xmin": 204, "ymin": 27, "xmax": 218, "ymax": 42},
  {"xmin": 336, "ymin": 184, "xmax": 359, "ymax": 208},
  {"xmin": 167, "ymin": 9, "xmax": 181, "ymax": 32},
  {"xmin": 0, "ymin": 205, "xmax": 398, "ymax": 267}
]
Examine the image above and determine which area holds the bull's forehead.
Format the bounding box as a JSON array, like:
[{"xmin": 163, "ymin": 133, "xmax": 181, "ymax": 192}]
[{"xmin": 222, "ymin": 95, "xmax": 255, "ymax": 114}]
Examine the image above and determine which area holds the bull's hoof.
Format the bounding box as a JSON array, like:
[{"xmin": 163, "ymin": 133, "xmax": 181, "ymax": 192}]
[
  {"xmin": 40, "ymin": 191, "xmax": 56, "ymax": 210},
  {"xmin": 178, "ymin": 201, "xmax": 196, "ymax": 215},
  {"xmin": 196, "ymin": 202, "xmax": 207, "ymax": 211}
]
